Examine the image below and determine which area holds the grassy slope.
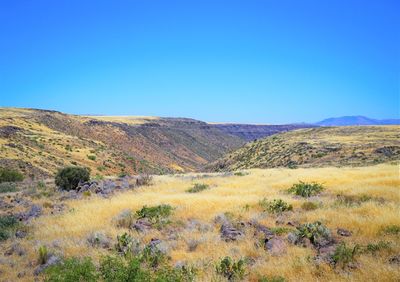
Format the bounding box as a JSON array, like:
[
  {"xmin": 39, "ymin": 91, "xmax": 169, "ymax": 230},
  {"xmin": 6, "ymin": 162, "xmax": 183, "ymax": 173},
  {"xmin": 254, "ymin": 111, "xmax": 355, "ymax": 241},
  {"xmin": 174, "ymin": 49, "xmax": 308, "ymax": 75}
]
[
  {"xmin": 209, "ymin": 126, "xmax": 400, "ymax": 171},
  {"xmin": 1, "ymin": 164, "xmax": 398, "ymax": 281},
  {"xmin": 0, "ymin": 108, "xmax": 244, "ymax": 177}
]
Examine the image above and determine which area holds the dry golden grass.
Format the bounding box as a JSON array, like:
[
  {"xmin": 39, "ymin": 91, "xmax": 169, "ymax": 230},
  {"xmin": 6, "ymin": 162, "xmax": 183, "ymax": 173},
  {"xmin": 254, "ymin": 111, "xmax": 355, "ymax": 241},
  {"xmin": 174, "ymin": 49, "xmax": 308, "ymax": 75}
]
[
  {"xmin": 83, "ymin": 115, "xmax": 160, "ymax": 125},
  {"xmin": 1, "ymin": 163, "xmax": 399, "ymax": 281}
]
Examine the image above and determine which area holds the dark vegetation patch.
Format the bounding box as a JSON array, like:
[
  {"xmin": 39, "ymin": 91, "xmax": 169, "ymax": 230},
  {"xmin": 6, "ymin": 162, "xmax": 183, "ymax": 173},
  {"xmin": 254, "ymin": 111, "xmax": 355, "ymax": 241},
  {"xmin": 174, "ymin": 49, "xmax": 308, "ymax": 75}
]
[
  {"xmin": 287, "ymin": 182, "xmax": 324, "ymax": 197},
  {"xmin": 186, "ymin": 183, "xmax": 209, "ymax": 193}
]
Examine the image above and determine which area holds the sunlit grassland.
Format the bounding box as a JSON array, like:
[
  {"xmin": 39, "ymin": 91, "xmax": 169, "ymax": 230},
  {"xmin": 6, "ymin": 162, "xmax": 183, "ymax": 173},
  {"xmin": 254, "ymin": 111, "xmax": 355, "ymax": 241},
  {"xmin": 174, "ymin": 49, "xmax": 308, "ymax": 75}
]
[{"xmin": 3, "ymin": 163, "xmax": 399, "ymax": 281}]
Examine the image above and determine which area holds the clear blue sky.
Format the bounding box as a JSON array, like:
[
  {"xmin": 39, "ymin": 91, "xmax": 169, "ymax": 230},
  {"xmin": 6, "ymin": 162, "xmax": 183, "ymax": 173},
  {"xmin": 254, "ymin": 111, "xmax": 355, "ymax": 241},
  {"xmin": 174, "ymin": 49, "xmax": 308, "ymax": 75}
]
[{"xmin": 0, "ymin": 0, "xmax": 399, "ymax": 123}]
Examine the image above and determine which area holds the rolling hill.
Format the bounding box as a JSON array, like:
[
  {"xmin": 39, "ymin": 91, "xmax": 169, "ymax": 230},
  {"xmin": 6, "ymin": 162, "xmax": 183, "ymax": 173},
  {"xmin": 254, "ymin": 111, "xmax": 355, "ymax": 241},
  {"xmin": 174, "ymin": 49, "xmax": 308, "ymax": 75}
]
[
  {"xmin": 208, "ymin": 126, "xmax": 400, "ymax": 171},
  {"xmin": 0, "ymin": 108, "xmax": 244, "ymax": 177}
]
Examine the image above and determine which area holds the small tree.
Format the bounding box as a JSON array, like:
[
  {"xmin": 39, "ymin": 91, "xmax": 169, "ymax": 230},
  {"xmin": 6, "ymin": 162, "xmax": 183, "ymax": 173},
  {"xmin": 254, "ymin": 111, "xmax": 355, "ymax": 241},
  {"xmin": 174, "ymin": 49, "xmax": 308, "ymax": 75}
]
[{"xmin": 55, "ymin": 166, "xmax": 90, "ymax": 191}]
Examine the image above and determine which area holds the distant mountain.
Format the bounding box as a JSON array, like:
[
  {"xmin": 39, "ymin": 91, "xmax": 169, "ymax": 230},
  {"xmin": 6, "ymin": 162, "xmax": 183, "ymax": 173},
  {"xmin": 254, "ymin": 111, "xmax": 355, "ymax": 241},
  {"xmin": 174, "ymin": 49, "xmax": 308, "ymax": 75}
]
[{"xmin": 315, "ymin": 116, "xmax": 400, "ymax": 126}]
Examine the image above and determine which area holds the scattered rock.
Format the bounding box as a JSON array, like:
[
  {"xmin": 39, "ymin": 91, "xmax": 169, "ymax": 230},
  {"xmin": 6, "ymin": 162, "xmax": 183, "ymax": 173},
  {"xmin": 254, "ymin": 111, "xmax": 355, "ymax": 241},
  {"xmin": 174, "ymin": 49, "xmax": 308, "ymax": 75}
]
[
  {"xmin": 16, "ymin": 204, "xmax": 42, "ymax": 221},
  {"xmin": 147, "ymin": 238, "xmax": 169, "ymax": 255},
  {"xmin": 133, "ymin": 218, "xmax": 152, "ymax": 232},
  {"xmin": 220, "ymin": 223, "xmax": 244, "ymax": 241},
  {"xmin": 337, "ymin": 228, "xmax": 352, "ymax": 237},
  {"xmin": 265, "ymin": 237, "xmax": 286, "ymax": 255},
  {"xmin": 87, "ymin": 232, "xmax": 112, "ymax": 249},
  {"xmin": 389, "ymin": 255, "xmax": 400, "ymax": 265},
  {"xmin": 4, "ymin": 243, "xmax": 26, "ymax": 256},
  {"xmin": 15, "ymin": 230, "xmax": 27, "ymax": 239}
]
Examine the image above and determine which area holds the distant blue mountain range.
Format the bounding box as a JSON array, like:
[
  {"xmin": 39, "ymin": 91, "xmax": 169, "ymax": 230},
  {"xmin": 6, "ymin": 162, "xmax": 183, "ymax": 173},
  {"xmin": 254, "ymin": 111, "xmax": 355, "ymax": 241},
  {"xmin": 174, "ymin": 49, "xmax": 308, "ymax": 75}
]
[{"xmin": 315, "ymin": 116, "xmax": 400, "ymax": 126}]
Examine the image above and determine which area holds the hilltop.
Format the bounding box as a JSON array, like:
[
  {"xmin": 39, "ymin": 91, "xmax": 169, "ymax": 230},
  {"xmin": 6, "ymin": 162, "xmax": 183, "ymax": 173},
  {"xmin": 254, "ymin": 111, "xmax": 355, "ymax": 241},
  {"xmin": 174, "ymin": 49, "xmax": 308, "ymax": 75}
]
[
  {"xmin": 0, "ymin": 108, "xmax": 244, "ymax": 177},
  {"xmin": 209, "ymin": 126, "xmax": 400, "ymax": 171}
]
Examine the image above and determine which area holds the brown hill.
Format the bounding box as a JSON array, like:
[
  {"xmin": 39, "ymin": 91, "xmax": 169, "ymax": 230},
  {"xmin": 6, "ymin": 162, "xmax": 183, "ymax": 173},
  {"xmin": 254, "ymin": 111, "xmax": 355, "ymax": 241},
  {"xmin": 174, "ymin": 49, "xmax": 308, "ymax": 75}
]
[
  {"xmin": 208, "ymin": 126, "xmax": 400, "ymax": 171},
  {"xmin": 0, "ymin": 108, "xmax": 244, "ymax": 178}
]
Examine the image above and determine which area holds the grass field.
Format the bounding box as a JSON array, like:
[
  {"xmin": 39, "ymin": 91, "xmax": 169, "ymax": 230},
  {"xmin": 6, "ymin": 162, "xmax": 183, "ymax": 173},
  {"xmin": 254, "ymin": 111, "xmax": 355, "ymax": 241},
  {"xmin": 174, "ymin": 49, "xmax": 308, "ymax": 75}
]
[{"xmin": 1, "ymin": 163, "xmax": 398, "ymax": 281}]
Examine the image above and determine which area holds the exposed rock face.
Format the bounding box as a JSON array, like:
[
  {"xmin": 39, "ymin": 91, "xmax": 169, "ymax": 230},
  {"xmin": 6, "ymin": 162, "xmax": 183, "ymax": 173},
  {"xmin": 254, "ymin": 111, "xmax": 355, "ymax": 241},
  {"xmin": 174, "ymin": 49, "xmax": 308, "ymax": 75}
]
[
  {"xmin": 16, "ymin": 204, "xmax": 42, "ymax": 222},
  {"xmin": 133, "ymin": 218, "xmax": 153, "ymax": 232}
]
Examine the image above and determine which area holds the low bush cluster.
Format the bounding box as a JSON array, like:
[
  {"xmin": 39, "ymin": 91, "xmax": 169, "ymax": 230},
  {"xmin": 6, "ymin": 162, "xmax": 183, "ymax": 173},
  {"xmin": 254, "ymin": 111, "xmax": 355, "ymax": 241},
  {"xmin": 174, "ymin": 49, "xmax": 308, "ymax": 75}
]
[
  {"xmin": 288, "ymin": 181, "xmax": 324, "ymax": 197},
  {"xmin": 45, "ymin": 252, "xmax": 196, "ymax": 282},
  {"xmin": 335, "ymin": 194, "xmax": 372, "ymax": 207},
  {"xmin": 0, "ymin": 182, "xmax": 18, "ymax": 193},
  {"xmin": 0, "ymin": 167, "xmax": 23, "ymax": 183},
  {"xmin": 259, "ymin": 199, "xmax": 293, "ymax": 213},
  {"xmin": 135, "ymin": 204, "xmax": 174, "ymax": 228},
  {"xmin": 295, "ymin": 221, "xmax": 331, "ymax": 246},
  {"xmin": 186, "ymin": 183, "xmax": 209, "ymax": 193},
  {"xmin": 0, "ymin": 215, "xmax": 18, "ymax": 241}
]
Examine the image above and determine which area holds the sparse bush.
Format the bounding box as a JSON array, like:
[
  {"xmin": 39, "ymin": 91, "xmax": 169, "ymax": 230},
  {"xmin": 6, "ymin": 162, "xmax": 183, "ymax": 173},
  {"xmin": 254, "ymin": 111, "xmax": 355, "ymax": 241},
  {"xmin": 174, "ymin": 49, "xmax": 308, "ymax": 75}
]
[
  {"xmin": 0, "ymin": 182, "xmax": 18, "ymax": 193},
  {"xmin": 259, "ymin": 198, "xmax": 293, "ymax": 213},
  {"xmin": 114, "ymin": 210, "xmax": 136, "ymax": 229},
  {"xmin": 301, "ymin": 201, "xmax": 319, "ymax": 211},
  {"xmin": 136, "ymin": 174, "xmax": 153, "ymax": 186},
  {"xmin": 258, "ymin": 275, "xmax": 286, "ymax": 282},
  {"xmin": 234, "ymin": 171, "xmax": 248, "ymax": 176},
  {"xmin": 44, "ymin": 257, "xmax": 98, "ymax": 282},
  {"xmin": 186, "ymin": 183, "xmax": 209, "ymax": 193},
  {"xmin": 335, "ymin": 194, "xmax": 372, "ymax": 207},
  {"xmin": 271, "ymin": 227, "xmax": 291, "ymax": 235},
  {"xmin": 381, "ymin": 225, "xmax": 400, "ymax": 235},
  {"xmin": 141, "ymin": 245, "xmax": 169, "ymax": 269},
  {"xmin": 288, "ymin": 181, "xmax": 324, "ymax": 197},
  {"xmin": 135, "ymin": 204, "xmax": 173, "ymax": 228},
  {"xmin": 55, "ymin": 166, "xmax": 90, "ymax": 191},
  {"xmin": 0, "ymin": 215, "xmax": 18, "ymax": 241},
  {"xmin": 87, "ymin": 154, "xmax": 96, "ymax": 161},
  {"xmin": 216, "ymin": 257, "xmax": 246, "ymax": 281},
  {"xmin": 295, "ymin": 221, "xmax": 331, "ymax": 247},
  {"xmin": 38, "ymin": 245, "xmax": 49, "ymax": 265},
  {"xmin": 0, "ymin": 167, "xmax": 23, "ymax": 183},
  {"xmin": 363, "ymin": 241, "xmax": 391, "ymax": 254},
  {"xmin": 331, "ymin": 242, "xmax": 359, "ymax": 269}
]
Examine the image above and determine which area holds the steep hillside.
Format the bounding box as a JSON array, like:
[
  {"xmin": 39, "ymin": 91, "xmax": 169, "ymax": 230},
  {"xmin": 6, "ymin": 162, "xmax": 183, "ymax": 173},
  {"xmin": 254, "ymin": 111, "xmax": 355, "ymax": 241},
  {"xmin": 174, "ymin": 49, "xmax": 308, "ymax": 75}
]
[
  {"xmin": 0, "ymin": 108, "xmax": 244, "ymax": 177},
  {"xmin": 211, "ymin": 123, "xmax": 316, "ymax": 141},
  {"xmin": 209, "ymin": 126, "xmax": 400, "ymax": 171},
  {"xmin": 316, "ymin": 116, "xmax": 400, "ymax": 126}
]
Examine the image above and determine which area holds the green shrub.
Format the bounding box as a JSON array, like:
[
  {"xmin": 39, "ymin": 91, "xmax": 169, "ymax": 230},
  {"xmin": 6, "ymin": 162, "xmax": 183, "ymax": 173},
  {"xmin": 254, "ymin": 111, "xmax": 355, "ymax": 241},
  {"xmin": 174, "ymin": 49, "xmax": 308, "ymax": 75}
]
[
  {"xmin": 301, "ymin": 201, "xmax": 319, "ymax": 211},
  {"xmin": 259, "ymin": 199, "xmax": 293, "ymax": 213},
  {"xmin": 331, "ymin": 242, "xmax": 359, "ymax": 269},
  {"xmin": 216, "ymin": 257, "xmax": 246, "ymax": 281},
  {"xmin": 288, "ymin": 181, "xmax": 324, "ymax": 197},
  {"xmin": 115, "ymin": 233, "xmax": 135, "ymax": 256},
  {"xmin": 0, "ymin": 182, "xmax": 18, "ymax": 193},
  {"xmin": 87, "ymin": 155, "xmax": 96, "ymax": 161},
  {"xmin": 0, "ymin": 167, "xmax": 23, "ymax": 183},
  {"xmin": 381, "ymin": 225, "xmax": 400, "ymax": 235},
  {"xmin": 233, "ymin": 171, "xmax": 248, "ymax": 176},
  {"xmin": 136, "ymin": 204, "xmax": 173, "ymax": 228},
  {"xmin": 100, "ymin": 255, "xmax": 151, "ymax": 282},
  {"xmin": 44, "ymin": 257, "xmax": 98, "ymax": 282},
  {"xmin": 186, "ymin": 183, "xmax": 209, "ymax": 193},
  {"xmin": 363, "ymin": 241, "xmax": 391, "ymax": 254},
  {"xmin": 141, "ymin": 245, "xmax": 169, "ymax": 269},
  {"xmin": 295, "ymin": 221, "xmax": 331, "ymax": 246},
  {"xmin": 55, "ymin": 166, "xmax": 90, "ymax": 191},
  {"xmin": 0, "ymin": 215, "xmax": 18, "ymax": 241}
]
